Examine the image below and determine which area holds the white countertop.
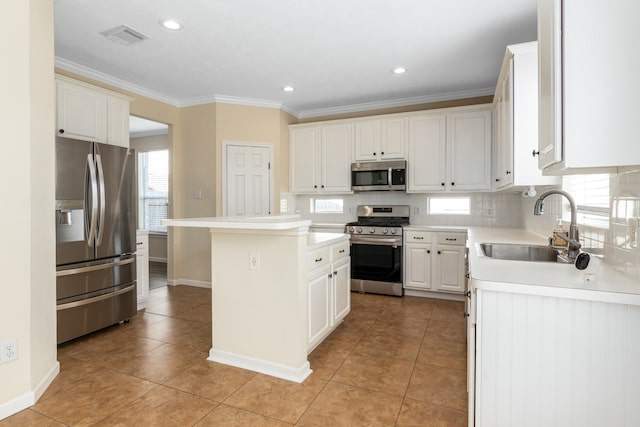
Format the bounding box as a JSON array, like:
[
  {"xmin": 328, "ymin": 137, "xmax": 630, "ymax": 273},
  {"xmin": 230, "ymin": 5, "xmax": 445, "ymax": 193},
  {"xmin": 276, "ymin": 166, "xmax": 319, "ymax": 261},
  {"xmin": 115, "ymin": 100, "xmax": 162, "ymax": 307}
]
[
  {"xmin": 468, "ymin": 227, "xmax": 640, "ymax": 305},
  {"xmin": 163, "ymin": 215, "xmax": 311, "ymax": 230},
  {"xmin": 307, "ymin": 232, "xmax": 350, "ymax": 250},
  {"xmin": 404, "ymin": 225, "xmax": 468, "ymax": 232}
]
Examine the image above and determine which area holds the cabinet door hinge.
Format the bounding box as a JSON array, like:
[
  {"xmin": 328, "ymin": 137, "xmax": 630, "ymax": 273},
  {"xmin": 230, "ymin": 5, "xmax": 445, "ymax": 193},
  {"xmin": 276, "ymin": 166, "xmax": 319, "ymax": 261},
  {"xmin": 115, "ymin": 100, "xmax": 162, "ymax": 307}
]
[{"xmin": 268, "ymin": 162, "xmax": 271, "ymax": 170}]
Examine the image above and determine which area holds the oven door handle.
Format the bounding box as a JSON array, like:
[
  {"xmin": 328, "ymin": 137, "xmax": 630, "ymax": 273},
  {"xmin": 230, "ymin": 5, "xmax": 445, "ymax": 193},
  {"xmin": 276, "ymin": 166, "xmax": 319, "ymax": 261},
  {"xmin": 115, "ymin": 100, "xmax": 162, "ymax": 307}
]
[{"xmin": 351, "ymin": 237, "xmax": 402, "ymax": 246}]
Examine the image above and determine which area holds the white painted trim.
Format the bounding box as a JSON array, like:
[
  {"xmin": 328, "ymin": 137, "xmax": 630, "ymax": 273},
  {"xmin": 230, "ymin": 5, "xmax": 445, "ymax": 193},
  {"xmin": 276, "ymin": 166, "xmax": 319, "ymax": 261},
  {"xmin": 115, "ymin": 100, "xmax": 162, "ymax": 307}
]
[
  {"xmin": 167, "ymin": 279, "xmax": 211, "ymax": 288},
  {"xmin": 137, "ymin": 300, "xmax": 147, "ymax": 310},
  {"xmin": 149, "ymin": 257, "xmax": 167, "ymax": 263},
  {"xmin": 404, "ymin": 289, "xmax": 465, "ymax": 301},
  {"xmin": 208, "ymin": 348, "xmax": 312, "ymax": 383},
  {"xmin": 130, "ymin": 128, "xmax": 169, "ymax": 139},
  {"xmin": 55, "ymin": 57, "xmax": 493, "ymax": 119},
  {"xmin": 0, "ymin": 361, "xmax": 59, "ymax": 421},
  {"xmin": 221, "ymin": 141, "xmax": 275, "ymax": 217},
  {"xmin": 296, "ymin": 87, "xmax": 496, "ymax": 119}
]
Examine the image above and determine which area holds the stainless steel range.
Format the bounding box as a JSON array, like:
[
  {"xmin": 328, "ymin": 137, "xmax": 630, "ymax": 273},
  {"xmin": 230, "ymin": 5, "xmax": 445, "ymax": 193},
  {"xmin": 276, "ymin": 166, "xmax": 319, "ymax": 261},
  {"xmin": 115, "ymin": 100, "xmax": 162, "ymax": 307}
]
[{"xmin": 346, "ymin": 205, "xmax": 410, "ymax": 296}]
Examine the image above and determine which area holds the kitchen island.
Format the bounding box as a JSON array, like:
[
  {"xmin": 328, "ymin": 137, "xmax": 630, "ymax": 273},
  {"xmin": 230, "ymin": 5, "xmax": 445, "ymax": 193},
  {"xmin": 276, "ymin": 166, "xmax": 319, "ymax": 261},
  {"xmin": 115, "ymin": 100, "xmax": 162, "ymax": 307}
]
[
  {"xmin": 163, "ymin": 215, "xmax": 349, "ymax": 383},
  {"xmin": 467, "ymin": 228, "xmax": 640, "ymax": 427}
]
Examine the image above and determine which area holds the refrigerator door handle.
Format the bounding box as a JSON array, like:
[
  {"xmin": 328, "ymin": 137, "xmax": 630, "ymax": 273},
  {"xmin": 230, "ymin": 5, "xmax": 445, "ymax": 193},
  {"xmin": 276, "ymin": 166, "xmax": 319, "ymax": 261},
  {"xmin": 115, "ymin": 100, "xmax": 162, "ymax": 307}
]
[
  {"xmin": 85, "ymin": 154, "xmax": 98, "ymax": 247},
  {"xmin": 56, "ymin": 256, "xmax": 135, "ymax": 277},
  {"xmin": 95, "ymin": 153, "xmax": 106, "ymax": 246},
  {"xmin": 56, "ymin": 283, "xmax": 135, "ymax": 310}
]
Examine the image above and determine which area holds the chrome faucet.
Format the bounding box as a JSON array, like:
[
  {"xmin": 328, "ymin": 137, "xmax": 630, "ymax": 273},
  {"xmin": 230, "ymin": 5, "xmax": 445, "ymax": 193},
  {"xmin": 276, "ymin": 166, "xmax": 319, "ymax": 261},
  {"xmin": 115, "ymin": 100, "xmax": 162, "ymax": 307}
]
[{"xmin": 533, "ymin": 190, "xmax": 581, "ymax": 259}]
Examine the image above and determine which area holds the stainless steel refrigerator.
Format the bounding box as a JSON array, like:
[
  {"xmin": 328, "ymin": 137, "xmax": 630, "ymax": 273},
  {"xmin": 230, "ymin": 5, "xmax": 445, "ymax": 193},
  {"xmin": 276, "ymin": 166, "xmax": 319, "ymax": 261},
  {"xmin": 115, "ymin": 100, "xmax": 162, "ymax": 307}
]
[{"xmin": 55, "ymin": 136, "xmax": 137, "ymax": 344}]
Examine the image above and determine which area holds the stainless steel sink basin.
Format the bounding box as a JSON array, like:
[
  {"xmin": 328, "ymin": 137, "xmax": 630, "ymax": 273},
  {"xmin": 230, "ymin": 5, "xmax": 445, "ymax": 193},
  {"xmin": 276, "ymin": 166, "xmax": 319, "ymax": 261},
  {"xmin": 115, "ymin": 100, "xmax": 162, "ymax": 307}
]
[{"xmin": 480, "ymin": 243, "xmax": 562, "ymax": 262}]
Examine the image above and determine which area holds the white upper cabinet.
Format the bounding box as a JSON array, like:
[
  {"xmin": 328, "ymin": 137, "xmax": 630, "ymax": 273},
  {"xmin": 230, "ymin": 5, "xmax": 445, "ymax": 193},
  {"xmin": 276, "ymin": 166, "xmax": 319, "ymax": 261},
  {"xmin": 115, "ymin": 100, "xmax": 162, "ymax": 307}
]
[
  {"xmin": 494, "ymin": 42, "xmax": 559, "ymax": 189},
  {"xmin": 289, "ymin": 122, "xmax": 352, "ymax": 194},
  {"xmin": 354, "ymin": 118, "xmax": 406, "ymax": 161},
  {"xmin": 446, "ymin": 107, "xmax": 492, "ymax": 191},
  {"xmin": 538, "ymin": 0, "xmax": 640, "ymax": 172},
  {"xmin": 407, "ymin": 106, "xmax": 491, "ymax": 192},
  {"xmin": 55, "ymin": 74, "xmax": 132, "ymax": 147},
  {"xmin": 407, "ymin": 113, "xmax": 447, "ymax": 192}
]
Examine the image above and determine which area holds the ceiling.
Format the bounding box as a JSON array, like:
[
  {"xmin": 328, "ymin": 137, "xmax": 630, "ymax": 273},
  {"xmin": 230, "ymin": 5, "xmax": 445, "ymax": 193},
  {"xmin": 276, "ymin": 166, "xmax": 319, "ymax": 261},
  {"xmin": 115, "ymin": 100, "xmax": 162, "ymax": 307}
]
[{"xmin": 54, "ymin": 0, "xmax": 537, "ymax": 118}]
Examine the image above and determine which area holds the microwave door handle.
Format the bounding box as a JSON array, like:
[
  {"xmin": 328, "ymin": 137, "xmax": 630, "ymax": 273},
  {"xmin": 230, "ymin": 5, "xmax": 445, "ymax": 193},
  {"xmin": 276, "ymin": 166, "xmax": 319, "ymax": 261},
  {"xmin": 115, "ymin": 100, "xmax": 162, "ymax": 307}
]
[{"xmin": 388, "ymin": 167, "xmax": 392, "ymax": 188}]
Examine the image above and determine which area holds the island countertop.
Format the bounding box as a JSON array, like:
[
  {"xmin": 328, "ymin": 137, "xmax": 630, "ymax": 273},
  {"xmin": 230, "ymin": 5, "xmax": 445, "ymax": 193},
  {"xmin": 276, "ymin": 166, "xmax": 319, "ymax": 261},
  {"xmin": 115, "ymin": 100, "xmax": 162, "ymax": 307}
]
[
  {"xmin": 163, "ymin": 215, "xmax": 311, "ymax": 230},
  {"xmin": 468, "ymin": 227, "xmax": 640, "ymax": 305}
]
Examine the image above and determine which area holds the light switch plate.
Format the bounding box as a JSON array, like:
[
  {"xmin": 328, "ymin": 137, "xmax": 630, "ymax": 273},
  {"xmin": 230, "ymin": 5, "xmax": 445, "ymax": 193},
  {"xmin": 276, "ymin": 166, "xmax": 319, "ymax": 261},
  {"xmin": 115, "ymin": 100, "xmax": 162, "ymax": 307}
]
[{"xmin": 249, "ymin": 253, "xmax": 260, "ymax": 270}]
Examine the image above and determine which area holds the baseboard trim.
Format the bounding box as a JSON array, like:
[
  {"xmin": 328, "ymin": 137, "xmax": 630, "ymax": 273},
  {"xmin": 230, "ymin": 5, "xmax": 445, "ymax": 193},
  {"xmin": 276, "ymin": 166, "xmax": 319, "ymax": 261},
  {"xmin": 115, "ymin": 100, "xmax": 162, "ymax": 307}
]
[
  {"xmin": 168, "ymin": 278, "xmax": 211, "ymax": 289},
  {"xmin": 403, "ymin": 289, "xmax": 465, "ymax": 301},
  {"xmin": 0, "ymin": 361, "xmax": 60, "ymax": 421},
  {"xmin": 208, "ymin": 348, "xmax": 312, "ymax": 383}
]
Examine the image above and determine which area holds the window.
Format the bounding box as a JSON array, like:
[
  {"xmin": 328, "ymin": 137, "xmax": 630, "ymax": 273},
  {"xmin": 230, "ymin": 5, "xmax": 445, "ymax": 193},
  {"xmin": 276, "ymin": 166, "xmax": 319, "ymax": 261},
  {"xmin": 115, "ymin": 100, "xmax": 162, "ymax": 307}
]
[
  {"xmin": 562, "ymin": 174, "xmax": 610, "ymax": 229},
  {"xmin": 310, "ymin": 198, "xmax": 344, "ymax": 214},
  {"xmin": 138, "ymin": 150, "xmax": 169, "ymax": 233},
  {"xmin": 427, "ymin": 197, "xmax": 471, "ymax": 215}
]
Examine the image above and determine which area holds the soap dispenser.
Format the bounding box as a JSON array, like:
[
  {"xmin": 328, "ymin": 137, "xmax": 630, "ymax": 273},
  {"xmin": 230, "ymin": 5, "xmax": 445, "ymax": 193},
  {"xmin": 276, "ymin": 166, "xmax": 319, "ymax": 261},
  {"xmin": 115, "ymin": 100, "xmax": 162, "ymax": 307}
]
[{"xmin": 552, "ymin": 218, "xmax": 567, "ymax": 247}]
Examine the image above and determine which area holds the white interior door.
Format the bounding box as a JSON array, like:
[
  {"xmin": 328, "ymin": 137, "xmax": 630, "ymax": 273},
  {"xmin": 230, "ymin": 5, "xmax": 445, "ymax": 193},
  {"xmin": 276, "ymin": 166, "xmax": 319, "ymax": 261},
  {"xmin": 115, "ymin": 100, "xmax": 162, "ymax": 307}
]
[{"xmin": 225, "ymin": 144, "xmax": 271, "ymax": 216}]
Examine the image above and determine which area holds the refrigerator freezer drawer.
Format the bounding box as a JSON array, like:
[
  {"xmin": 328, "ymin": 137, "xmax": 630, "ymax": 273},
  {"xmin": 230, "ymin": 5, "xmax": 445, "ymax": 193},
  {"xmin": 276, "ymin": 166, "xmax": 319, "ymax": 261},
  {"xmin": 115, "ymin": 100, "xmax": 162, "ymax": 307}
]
[
  {"xmin": 56, "ymin": 283, "xmax": 136, "ymax": 344},
  {"xmin": 56, "ymin": 256, "xmax": 135, "ymax": 302}
]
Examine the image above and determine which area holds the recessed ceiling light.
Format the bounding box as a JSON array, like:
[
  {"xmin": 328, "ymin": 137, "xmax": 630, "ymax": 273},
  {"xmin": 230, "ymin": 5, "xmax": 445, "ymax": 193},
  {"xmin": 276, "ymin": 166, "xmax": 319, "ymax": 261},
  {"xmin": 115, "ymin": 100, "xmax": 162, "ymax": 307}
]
[
  {"xmin": 161, "ymin": 20, "xmax": 181, "ymax": 30},
  {"xmin": 283, "ymin": 86, "xmax": 295, "ymax": 92},
  {"xmin": 392, "ymin": 67, "xmax": 407, "ymax": 74}
]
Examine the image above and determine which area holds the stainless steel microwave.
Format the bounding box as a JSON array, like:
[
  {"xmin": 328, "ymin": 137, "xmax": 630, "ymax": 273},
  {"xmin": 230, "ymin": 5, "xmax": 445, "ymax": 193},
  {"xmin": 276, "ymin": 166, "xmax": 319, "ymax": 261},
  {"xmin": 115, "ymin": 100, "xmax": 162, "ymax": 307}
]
[{"xmin": 351, "ymin": 160, "xmax": 406, "ymax": 192}]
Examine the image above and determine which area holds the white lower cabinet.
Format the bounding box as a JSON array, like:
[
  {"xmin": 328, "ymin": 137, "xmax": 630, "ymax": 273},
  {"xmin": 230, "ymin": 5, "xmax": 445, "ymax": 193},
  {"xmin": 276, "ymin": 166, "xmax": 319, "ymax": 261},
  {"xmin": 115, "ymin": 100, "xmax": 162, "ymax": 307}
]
[
  {"xmin": 136, "ymin": 230, "xmax": 149, "ymax": 310},
  {"xmin": 307, "ymin": 239, "xmax": 350, "ymax": 352},
  {"xmin": 404, "ymin": 230, "xmax": 466, "ymax": 294}
]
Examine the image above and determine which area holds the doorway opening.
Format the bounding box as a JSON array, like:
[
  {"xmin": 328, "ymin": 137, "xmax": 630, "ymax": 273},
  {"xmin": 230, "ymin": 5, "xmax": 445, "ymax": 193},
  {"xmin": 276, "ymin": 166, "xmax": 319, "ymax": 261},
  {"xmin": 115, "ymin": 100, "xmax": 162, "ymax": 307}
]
[{"xmin": 129, "ymin": 116, "xmax": 169, "ymax": 290}]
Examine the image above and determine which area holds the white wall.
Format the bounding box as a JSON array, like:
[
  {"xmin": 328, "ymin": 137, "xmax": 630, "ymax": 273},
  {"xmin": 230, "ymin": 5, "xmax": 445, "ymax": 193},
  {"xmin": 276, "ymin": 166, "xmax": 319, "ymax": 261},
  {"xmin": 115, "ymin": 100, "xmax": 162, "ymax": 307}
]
[{"xmin": 0, "ymin": 0, "xmax": 58, "ymax": 419}]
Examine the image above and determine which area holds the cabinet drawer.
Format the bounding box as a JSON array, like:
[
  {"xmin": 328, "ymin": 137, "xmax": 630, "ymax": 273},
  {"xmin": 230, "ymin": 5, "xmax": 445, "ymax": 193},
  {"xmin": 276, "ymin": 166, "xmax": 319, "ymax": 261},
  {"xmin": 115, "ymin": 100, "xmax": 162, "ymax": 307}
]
[
  {"xmin": 436, "ymin": 233, "xmax": 466, "ymax": 246},
  {"xmin": 405, "ymin": 231, "xmax": 433, "ymax": 244},
  {"xmin": 307, "ymin": 246, "xmax": 330, "ymax": 270},
  {"xmin": 331, "ymin": 241, "xmax": 350, "ymax": 261}
]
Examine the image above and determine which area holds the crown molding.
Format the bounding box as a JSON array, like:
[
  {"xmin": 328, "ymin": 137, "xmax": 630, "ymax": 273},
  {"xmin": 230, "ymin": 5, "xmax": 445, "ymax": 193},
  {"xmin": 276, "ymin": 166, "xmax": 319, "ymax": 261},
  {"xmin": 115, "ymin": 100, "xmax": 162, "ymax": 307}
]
[
  {"xmin": 55, "ymin": 57, "xmax": 494, "ymax": 119},
  {"xmin": 130, "ymin": 128, "xmax": 169, "ymax": 139},
  {"xmin": 295, "ymin": 88, "xmax": 496, "ymax": 119},
  {"xmin": 55, "ymin": 57, "xmax": 183, "ymax": 106}
]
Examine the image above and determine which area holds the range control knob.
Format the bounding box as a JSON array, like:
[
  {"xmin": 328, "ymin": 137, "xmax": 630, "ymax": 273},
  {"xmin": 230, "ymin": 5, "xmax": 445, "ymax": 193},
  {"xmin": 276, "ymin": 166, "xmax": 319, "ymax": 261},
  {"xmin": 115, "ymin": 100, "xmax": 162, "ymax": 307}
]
[
  {"xmin": 357, "ymin": 227, "xmax": 363, "ymax": 233},
  {"xmin": 349, "ymin": 226, "xmax": 355, "ymax": 233},
  {"xmin": 382, "ymin": 228, "xmax": 389, "ymax": 234},
  {"xmin": 369, "ymin": 228, "xmax": 376, "ymax": 234},
  {"xmin": 390, "ymin": 228, "xmax": 398, "ymax": 235}
]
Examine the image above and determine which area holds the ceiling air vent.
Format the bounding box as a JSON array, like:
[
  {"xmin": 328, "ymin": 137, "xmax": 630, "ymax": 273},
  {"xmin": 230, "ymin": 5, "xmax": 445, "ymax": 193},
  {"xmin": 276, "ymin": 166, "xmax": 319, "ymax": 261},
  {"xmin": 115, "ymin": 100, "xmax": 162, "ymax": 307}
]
[{"xmin": 101, "ymin": 25, "xmax": 149, "ymax": 45}]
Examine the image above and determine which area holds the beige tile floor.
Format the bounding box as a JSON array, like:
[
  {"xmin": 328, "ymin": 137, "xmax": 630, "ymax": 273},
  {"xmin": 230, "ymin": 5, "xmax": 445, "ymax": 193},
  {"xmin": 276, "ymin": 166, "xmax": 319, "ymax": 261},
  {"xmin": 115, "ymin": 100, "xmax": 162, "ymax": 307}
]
[{"xmin": 1, "ymin": 285, "xmax": 468, "ymax": 426}]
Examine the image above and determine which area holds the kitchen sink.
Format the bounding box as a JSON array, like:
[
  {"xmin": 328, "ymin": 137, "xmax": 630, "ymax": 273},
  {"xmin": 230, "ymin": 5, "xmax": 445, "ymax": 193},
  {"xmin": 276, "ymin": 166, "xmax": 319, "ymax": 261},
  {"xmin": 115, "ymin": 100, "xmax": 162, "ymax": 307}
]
[{"xmin": 479, "ymin": 243, "xmax": 564, "ymax": 263}]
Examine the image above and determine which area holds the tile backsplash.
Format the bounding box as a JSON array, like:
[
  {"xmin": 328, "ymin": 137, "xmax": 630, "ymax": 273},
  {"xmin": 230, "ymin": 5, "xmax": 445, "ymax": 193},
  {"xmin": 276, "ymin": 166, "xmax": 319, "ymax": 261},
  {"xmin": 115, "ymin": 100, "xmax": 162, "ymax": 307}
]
[
  {"xmin": 289, "ymin": 192, "xmax": 524, "ymax": 228},
  {"xmin": 522, "ymin": 167, "xmax": 640, "ymax": 281}
]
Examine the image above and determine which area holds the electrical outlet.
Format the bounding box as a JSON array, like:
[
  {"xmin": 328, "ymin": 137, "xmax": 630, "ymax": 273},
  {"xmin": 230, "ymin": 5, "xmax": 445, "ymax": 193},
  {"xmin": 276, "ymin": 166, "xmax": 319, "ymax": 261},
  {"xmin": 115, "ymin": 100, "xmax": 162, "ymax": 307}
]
[
  {"xmin": 0, "ymin": 339, "xmax": 18, "ymax": 364},
  {"xmin": 486, "ymin": 208, "xmax": 493, "ymax": 217},
  {"xmin": 249, "ymin": 253, "xmax": 260, "ymax": 271}
]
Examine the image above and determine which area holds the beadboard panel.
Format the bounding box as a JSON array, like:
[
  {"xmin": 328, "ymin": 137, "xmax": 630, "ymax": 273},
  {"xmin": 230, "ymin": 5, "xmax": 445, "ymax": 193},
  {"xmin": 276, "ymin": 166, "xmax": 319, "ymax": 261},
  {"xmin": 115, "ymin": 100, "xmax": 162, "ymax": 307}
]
[{"xmin": 476, "ymin": 289, "xmax": 640, "ymax": 427}]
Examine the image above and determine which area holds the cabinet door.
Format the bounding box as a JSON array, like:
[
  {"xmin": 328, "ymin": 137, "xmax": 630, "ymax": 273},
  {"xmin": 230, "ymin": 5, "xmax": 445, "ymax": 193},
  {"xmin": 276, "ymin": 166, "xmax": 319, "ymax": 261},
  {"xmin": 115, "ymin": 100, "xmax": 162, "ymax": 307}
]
[
  {"xmin": 434, "ymin": 245, "xmax": 465, "ymax": 293},
  {"xmin": 56, "ymin": 80, "xmax": 107, "ymax": 143},
  {"xmin": 447, "ymin": 109, "xmax": 492, "ymax": 191},
  {"xmin": 407, "ymin": 114, "xmax": 447, "ymax": 192},
  {"xmin": 308, "ymin": 266, "xmax": 331, "ymax": 349},
  {"xmin": 290, "ymin": 127, "xmax": 320, "ymax": 193},
  {"xmin": 494, "ymin": 68, "xmax": 513, "ymax": 189},
  {"xmin": 404, "ymin": 244, "xmax": 432, "ymax": 290},
  {"xmin": 135, "ymin": 232, "xmax": 149, "ymax": 309},
  {"xmin": 354, "ymin": 120, "xmax": 380, "ymax": 161},
  {"xmin": 107, "ymin": 96, "xmax": 130, "ymax": 148},
  {"xmin": 331, "ymin": 258, "xmax": 351, "ymax": 325},
  {"xmin": 380, "ymin": 118, "xmax": 406, "ymax": 159},
  {"xmin": 321, "ymin": 123, "xmax": 353, "ymax": 193}
]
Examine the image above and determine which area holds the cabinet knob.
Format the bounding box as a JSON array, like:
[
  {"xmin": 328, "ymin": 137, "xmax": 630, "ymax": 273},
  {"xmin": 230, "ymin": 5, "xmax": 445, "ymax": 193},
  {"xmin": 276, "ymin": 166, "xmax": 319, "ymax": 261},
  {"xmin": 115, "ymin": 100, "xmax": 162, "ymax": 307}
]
[
  {"xmin": 314, "ymin": 185, "xmax": 317, "ymax": 189},
  {"xmin": 451, "ymin": 182, "xmax": 455, "ymax": 186},
  {"xmin": 59, "ymin": 129, "xmax": 65, "ymax": 134},
  {"xmin": 495, "ymin": 178, "xmax": 500, "ymax": 182},
  {"xmin": 321, "ymin": 185, "xmax": 325, "ymax": 188},
  {"xmin": 532, "ymin": 149, "xmax": 540, "ymax": 157},
  {"xmin": 328, "ymin": 273, "xmax": 333, "ymax": 278},
  {"xmin": 381, "ymin": 151, "xmax": 384, "ymax": 155},
  {"xmin": 373, "ymin": 152, "xmax": 377, "ymax": 156},
  {"xmin": 506, "ymin": 170, "xmax": 511, "ymax": 175},
  {"xmin": 437, "ymin": 250, "xmax": 441, "ymax": 254},
  {"xmin": 427, "ymin": 250, "xmax": 431, "ymax": 254},
  {"xmin": 441, "ymin": 182, "xmax": 445, "ymax": 186},
  {"xmin": 333, "ymin": 270, "xmax": 338, "ymax": 276}
]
